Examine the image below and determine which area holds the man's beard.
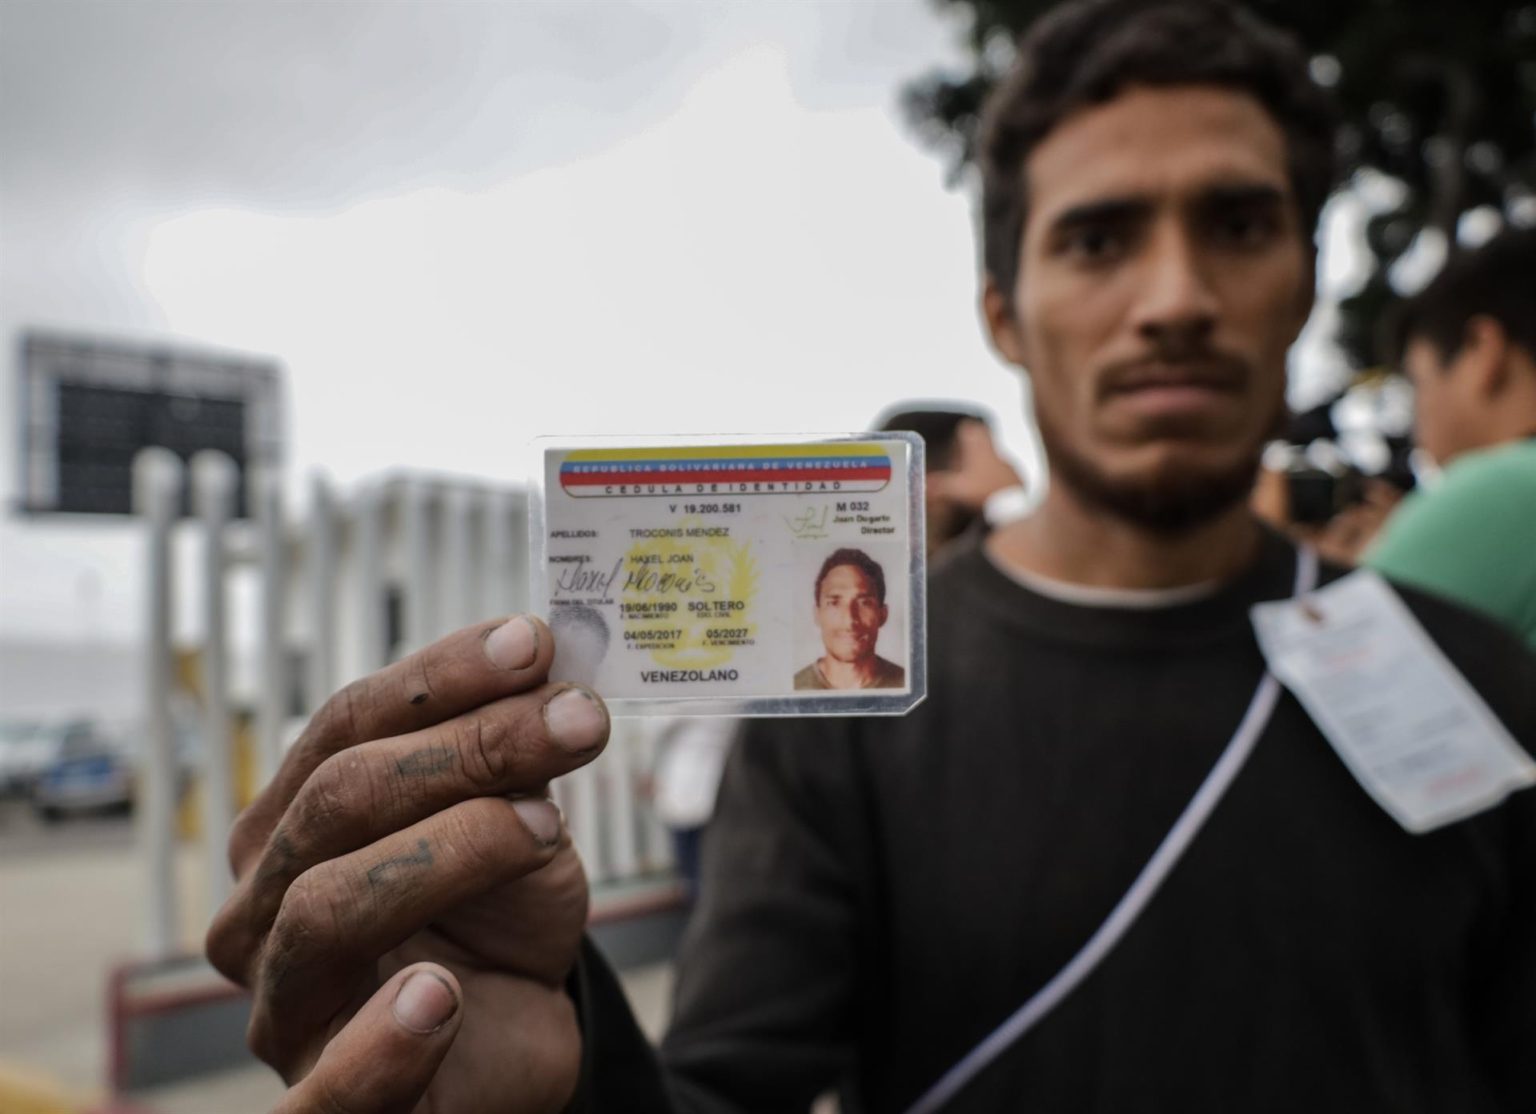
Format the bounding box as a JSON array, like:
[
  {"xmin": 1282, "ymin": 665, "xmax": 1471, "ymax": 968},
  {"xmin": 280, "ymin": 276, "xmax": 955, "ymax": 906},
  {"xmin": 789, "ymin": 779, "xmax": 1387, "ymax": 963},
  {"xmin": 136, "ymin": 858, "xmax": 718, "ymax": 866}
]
[
  {"xmin": 1039, "ymin": 404, "xmax": 1273, "ymax": 535},
  {"xmin": 1036, "ymin": 346, "xmax": 1285, "ymax": 534},
  {"xmin": 1047, "ymin": 439, "xmax": 1261, "ymax": 534}
]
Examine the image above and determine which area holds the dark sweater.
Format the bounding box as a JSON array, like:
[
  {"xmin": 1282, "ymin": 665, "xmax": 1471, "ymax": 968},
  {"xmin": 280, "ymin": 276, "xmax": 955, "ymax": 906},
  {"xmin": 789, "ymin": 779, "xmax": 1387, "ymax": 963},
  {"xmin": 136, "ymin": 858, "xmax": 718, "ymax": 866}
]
[{"xmin": 576, "ymin": 531, "xmax": 1536, "ymax": 1112}]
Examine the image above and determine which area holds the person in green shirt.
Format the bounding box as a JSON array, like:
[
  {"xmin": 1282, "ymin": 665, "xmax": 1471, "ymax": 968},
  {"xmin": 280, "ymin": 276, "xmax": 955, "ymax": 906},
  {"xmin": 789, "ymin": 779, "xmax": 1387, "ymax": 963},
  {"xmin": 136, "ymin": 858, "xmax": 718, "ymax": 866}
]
[{"xmin": 1366, "ymin": 228, "xmax": 1536, "ymax": 648}]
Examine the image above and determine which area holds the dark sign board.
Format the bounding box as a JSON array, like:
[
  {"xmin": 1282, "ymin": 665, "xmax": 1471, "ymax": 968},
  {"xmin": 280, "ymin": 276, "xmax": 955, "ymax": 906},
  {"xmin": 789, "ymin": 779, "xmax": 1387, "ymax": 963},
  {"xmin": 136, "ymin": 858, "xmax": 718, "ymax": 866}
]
[{"xmin": 17, "ymin": 332, "xmax": 282, "ymax": 517}]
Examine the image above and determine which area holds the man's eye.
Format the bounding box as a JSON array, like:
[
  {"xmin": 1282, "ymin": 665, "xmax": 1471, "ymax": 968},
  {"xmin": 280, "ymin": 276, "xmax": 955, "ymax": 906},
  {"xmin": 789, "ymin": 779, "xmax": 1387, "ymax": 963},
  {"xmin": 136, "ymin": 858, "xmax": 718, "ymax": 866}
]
[
  {"xmin": 1210, "ymin": 210, "xmax": 1279, "ymax": 249},
  {"xmin": 1062, "ymin": 226, "xmax": 1125, "ymax": 262}
]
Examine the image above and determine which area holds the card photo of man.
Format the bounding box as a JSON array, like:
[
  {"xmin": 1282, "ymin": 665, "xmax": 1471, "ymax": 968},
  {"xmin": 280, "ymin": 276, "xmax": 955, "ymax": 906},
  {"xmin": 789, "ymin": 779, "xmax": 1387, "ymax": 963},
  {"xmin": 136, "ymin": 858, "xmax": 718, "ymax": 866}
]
[{"xmin": 793, "ymin": 547, "xmax": 906, "ymax": 691}]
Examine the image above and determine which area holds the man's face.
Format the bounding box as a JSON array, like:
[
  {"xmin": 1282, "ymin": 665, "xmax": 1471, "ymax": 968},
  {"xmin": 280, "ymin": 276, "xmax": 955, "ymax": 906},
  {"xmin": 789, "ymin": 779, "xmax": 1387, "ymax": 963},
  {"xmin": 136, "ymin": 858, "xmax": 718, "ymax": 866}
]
[
  {"xmin": 985, "ymin": 85, "xmax": 1314, "ymax": 530},
  {"xmin": 1403, "ymin": 334, "xmax": 1484, "ymax": 467},
  {"xmin": 815, "ymin": 564, "xmax": 887, "ymax": 663}
]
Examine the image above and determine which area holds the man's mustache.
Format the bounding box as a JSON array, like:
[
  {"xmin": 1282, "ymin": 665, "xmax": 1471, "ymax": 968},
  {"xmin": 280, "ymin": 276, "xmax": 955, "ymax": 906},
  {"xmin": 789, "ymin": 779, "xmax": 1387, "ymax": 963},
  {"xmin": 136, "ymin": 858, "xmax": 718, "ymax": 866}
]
[{"xmin": 1097, "ymin": 350, "xmax": 1250, "ymax": 401}]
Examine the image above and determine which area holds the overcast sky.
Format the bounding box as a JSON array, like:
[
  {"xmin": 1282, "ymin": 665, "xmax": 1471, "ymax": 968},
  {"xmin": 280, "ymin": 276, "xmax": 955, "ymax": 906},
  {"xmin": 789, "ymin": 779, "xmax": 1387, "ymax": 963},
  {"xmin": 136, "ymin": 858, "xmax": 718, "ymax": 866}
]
[{"xmin": 0, "ymin": 0, "xmax": 1357, "ymax": 645}]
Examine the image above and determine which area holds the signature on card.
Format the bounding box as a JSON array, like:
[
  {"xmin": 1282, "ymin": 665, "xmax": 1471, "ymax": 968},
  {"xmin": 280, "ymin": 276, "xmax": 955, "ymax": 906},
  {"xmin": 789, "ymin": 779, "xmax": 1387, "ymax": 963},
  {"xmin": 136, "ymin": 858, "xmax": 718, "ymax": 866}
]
[{"xmin": 783, "ymin": 505, "xmax": 830, "ymax": 539}]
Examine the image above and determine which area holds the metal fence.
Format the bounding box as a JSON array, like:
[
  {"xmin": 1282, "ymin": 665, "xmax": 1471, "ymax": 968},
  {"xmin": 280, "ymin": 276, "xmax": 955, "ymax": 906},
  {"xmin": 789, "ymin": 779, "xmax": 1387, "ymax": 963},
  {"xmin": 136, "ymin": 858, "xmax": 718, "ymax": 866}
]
[{"xmin": 131, "ymin": 448, "xmax": 677, "ymax": 961}]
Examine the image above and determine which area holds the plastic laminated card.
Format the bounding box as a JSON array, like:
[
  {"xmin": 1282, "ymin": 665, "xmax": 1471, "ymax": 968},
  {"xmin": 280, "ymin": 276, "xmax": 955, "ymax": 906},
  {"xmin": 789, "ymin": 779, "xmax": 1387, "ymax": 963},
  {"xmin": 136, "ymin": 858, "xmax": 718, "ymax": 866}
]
[{"xmin": 530, "ymin": 434, "xmax": 927, "ymax": 717}]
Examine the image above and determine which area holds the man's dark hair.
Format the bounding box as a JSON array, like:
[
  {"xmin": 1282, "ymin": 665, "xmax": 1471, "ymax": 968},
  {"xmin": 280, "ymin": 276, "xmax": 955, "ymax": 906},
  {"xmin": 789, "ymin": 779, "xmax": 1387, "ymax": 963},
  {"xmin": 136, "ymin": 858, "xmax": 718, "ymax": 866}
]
[
  {"xmin": 1389, "ymin": 227, "xmax": 1536, "ymax": 366},
  {"xmin": 814, "ymin": 548, "xmax": 886, "ymax": 606},
  {"xmin": 978, "ymin": 0, "xmax": 1339, "ymax": 303},
  {"xmin": 875, "ymin": 404, "xmax": 989, "ymax": 472}
]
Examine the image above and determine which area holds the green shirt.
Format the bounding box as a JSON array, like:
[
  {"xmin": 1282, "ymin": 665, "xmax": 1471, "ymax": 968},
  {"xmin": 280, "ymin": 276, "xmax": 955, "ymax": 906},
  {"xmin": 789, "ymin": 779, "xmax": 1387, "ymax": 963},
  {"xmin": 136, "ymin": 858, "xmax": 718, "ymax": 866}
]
[{"xmin": 1366, "ymin": 438, "xmax": 1536, "ymax": 649}]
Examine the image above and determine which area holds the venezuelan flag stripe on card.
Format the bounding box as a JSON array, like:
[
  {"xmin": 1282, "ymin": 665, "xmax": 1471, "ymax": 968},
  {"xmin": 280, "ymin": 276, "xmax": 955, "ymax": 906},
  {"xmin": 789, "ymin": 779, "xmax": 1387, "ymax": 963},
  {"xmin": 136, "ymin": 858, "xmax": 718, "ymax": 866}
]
[{"xmin": 559, "ymin": 443, "xmax": 893, "ymax": 497}]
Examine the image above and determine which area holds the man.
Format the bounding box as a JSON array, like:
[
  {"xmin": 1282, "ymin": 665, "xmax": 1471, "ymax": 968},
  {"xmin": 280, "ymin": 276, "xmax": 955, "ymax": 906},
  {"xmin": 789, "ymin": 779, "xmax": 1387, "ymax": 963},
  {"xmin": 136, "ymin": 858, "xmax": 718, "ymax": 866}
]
[
  {"xmin": 793, "ymin": 548, "xmax": 906, "ymax": 690},
  {"xmin": 1365, "ymin": 228, "xmax": 1536, "ymax": 647},
  {"xmin": 207, "ymin": 2, "xmax": 1536, "ymax": 1111},
  {"xmin": 876, "ymin": 405, "xmax": 1028, "ymax": 554}
]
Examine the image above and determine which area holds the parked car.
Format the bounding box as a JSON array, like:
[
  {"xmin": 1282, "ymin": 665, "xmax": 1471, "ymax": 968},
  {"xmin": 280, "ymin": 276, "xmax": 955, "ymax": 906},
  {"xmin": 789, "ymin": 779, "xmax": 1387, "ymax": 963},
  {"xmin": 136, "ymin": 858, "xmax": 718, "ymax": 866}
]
[
  {"xmin": 31, "ymin": 724, "xmax": 136, "ymax": 821},
  {"xmin": 0, "ymin": 720, "xmax": 77, "ymax": 797}
]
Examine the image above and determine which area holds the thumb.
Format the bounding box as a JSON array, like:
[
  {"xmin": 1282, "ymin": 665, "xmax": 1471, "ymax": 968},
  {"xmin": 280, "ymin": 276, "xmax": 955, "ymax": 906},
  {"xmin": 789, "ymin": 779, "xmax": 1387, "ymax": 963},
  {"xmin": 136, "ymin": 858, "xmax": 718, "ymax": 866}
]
[{"xmin": 274, "ymin": 963, "xmax": 463, "ymax": 1114}]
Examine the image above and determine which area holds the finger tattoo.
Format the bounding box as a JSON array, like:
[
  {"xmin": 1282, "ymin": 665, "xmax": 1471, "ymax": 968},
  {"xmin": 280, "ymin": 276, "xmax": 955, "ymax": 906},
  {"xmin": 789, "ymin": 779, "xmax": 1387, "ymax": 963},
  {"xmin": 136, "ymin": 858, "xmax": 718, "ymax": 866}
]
[
  {"xmin": 366, "ymin": 838, "xmax": 435, "ymax": 889},
  {"xmin": 394, "ymin": 746, "xmax": 457, "ymax": 779}
]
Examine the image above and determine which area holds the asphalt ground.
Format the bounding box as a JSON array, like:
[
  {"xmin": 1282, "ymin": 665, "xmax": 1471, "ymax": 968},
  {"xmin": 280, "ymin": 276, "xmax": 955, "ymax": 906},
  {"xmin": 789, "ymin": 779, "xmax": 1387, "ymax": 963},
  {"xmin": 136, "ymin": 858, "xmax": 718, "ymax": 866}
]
[
  {"xmin": 0, "ymin": 795, "xmax": 135, "ymax": 857},
  {"xmin": 0, "ymin": 797, "xmax": 675, "ymax": 1112}
]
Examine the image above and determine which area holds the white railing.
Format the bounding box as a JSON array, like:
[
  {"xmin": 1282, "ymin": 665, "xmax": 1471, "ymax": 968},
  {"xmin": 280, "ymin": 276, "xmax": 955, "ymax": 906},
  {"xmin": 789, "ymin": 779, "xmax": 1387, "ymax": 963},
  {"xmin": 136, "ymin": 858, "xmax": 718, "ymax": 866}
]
[{"xmin": 132, "ymin": 449, "xmax": 676, "ymax": 960}]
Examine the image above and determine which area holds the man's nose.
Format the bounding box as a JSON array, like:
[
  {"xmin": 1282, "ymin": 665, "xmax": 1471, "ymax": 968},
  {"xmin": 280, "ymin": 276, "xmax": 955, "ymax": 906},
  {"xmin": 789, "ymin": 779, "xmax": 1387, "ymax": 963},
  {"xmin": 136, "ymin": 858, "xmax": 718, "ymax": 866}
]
[{"xmin": 1130, "ymin": 224, "xmax": 1218, "ymax": 352}]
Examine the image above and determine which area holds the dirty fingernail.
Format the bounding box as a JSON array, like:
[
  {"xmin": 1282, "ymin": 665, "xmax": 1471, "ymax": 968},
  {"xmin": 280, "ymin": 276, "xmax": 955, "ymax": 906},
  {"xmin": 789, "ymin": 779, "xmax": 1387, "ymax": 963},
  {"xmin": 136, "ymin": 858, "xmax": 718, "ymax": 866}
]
[
  {"xmin": 393, "ymin": 970, "xmax": 458, "ymax": 1034},
  {"xmin": 484, "ymin": 616, "xmax": 538, "ymax": 670},
  {"xmin": 544, "ymin": 687, "xmax": 608, "ymax": 753},
  {"xmin": 511, "ymin": 796, "xmax": 562, "ymax": 847}
]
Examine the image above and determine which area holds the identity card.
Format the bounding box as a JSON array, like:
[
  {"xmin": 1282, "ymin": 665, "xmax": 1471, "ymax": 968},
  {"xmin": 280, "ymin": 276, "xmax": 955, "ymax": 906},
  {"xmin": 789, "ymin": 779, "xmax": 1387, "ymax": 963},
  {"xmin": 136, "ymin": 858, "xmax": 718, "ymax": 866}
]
[{"xmin": 531, "ymin": 434, "xmax": 926, "ymax": 717}]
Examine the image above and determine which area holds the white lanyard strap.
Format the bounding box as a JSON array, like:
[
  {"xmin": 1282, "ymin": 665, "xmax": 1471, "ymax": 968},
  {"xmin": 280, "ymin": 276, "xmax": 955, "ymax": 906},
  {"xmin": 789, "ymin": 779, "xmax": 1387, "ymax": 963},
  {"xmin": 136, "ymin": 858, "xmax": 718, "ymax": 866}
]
[{"xmin": 904, "ymin": 546, "xmax": 1320, "ymax": 1114}]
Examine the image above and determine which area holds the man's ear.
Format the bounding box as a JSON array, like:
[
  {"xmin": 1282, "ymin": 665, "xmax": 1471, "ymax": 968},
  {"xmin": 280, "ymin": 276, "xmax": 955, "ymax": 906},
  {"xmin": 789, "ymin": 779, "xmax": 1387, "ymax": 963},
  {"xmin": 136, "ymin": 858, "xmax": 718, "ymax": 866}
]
[
  {"xmin": 982, "ymin": 275, "xmax": 1028, "ymax": 367},
  {"xmin": 876, "ymin": 603, "xmax": 890, "ymax": 629},
  {"xmin": 1460, "ymin": 315, "xmax": 1513, "ymax": 399}
]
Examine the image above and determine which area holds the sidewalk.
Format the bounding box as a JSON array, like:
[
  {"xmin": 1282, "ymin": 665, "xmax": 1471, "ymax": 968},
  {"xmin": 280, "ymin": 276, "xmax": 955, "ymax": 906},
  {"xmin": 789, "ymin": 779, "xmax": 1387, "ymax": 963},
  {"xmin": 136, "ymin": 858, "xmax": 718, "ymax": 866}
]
[{"xmin": 0, "ymin": 812, "xmax": 674, "ymax": 1112}]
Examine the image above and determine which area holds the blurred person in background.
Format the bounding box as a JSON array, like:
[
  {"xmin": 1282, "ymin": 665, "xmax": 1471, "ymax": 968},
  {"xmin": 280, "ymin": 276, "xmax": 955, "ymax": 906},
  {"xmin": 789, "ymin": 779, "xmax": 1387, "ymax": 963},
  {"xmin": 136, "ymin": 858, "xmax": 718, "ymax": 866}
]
[
  {"xmin": 1250, "ymin": 439, "xmax": 1404, "ymax": 565},
  {"xmin": 649, "ymin": 717, "xmax": 736, "ymax": 898},
  {"xmin": 206, "ymin": 2, "xmax": 1536, "ymax": 1112},
  {"xmin": 1365, "ymin": 227, "xmax": 1536, "ymax": 648},
  {"xmin": 877, "ymin": 405, "xmax": 1028, "ymax": 555}
]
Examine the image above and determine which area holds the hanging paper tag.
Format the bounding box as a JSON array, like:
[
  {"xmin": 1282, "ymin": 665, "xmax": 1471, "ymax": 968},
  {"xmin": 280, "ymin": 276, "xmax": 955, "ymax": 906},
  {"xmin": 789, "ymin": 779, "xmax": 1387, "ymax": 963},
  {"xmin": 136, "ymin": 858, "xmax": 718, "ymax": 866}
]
[{"xmin": 1251, "ymin": 569, "xmax": 1535, "ymax": 833}]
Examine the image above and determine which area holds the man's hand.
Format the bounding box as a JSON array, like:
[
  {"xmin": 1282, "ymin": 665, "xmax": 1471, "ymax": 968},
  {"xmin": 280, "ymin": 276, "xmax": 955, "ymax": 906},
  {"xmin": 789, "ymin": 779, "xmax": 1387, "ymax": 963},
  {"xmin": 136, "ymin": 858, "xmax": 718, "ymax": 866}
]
[{"xmin": 206, "ymin": 614, "xmax": 608, "ymax": 1113}]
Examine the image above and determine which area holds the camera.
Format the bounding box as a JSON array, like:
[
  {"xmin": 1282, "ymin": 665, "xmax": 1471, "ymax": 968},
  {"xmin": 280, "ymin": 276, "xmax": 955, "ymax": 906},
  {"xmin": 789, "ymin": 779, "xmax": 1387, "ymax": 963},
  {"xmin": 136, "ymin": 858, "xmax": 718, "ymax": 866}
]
[{"xmin": 1283, "ymin": 464, "xmax": 1366, "ymax": 525}]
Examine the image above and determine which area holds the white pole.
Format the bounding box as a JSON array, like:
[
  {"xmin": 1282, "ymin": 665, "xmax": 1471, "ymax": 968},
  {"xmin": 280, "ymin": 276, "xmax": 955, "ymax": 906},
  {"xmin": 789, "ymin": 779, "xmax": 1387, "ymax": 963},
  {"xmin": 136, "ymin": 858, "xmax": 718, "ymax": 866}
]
[
  {"xmin": 503, "ymin": 489, "xmax": 529, "ymax": 615},
  {"xmin": 306, "ymin": 473, "xmax": 338, "ymax": 712},
  {"xmin": 605, "ymin": 736, "xmax": 640, "ymax": 880},
  {"xmin": 634, "ymin": 726, "xmax": 672, "ymax": 872},
  {"xmin": 133, "ymin": 448, "xmax": 183, "ymax": 959},
  {"xmin": 192, "ymin": 451, "xmax": 238, "ymax": 917},
  {"xmin": 481, "ymin": 489, "xmax": 519, "ymax": 618},
  {"xmin": 566, "ymin": 764, "xmax": 609, "ymax": 885},
  {"xmin": 479, "ymin": 490, "xmax": 505, "ymax": 619},
  {"xmin": 440, "ymin": 485, "xmax": 476, "ymax": 631},
  {"xmin": 353, "ymin": 482, "xmax": 388, "ymax": 674},
  {"xmin": 401, "ymin": 478, "xmax": 434, "ymax": 654},
  {"xmin": 253, "ymin": 466, "xmax": 287, "ymax": 786}
]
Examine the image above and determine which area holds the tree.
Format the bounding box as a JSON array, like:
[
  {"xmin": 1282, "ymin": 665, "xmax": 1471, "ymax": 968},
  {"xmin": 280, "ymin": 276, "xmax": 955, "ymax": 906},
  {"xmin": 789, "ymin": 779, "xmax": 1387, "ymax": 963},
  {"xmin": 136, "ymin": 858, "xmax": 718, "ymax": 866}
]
[{"xmin": 902, "ymin": 1, "xmax": 1536, "ymax": 366}]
